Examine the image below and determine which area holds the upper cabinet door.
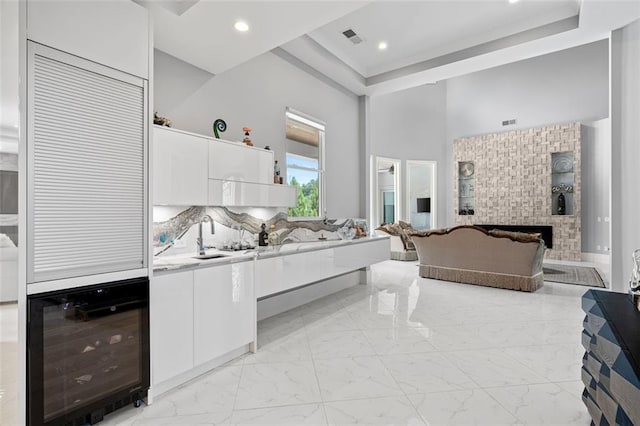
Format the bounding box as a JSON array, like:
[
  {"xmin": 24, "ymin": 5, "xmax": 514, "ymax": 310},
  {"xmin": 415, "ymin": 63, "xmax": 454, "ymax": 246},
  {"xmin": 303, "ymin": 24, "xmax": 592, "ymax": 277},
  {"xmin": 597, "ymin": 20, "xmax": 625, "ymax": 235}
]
[
  {"xmin": 28, "ymin": 43, "xmax": 148, "ymax": 283},
  {"xmin": 27, "ymin": 0, "xmax": 150, "ymax": 78},
  {"xmin": 209, "ymin": 140, "xmax": 273, "ymax": 184},
  {"xmin": 153, "ymin": 127, "xmax": 209, "ymax": 206}
]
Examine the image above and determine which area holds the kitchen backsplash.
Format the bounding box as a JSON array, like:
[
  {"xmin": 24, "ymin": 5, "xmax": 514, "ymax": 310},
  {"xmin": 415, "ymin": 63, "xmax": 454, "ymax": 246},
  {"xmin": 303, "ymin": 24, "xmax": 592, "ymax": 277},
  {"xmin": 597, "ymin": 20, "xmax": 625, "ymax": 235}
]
[{"xmin": 153, "ymin": 206, "xmax": 362, "ymax": 257}]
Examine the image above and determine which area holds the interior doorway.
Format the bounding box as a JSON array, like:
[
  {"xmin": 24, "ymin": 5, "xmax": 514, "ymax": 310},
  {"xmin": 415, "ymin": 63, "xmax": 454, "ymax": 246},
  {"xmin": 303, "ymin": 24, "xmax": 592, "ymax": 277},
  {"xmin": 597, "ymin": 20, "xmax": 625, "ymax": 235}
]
[
  {"xmin": 406, "ymin": 160, "xmax": 437, "ymax": 230},
  {"xmin": 372, "ymin": 156, "xmax": 401, "ymax": 227}
]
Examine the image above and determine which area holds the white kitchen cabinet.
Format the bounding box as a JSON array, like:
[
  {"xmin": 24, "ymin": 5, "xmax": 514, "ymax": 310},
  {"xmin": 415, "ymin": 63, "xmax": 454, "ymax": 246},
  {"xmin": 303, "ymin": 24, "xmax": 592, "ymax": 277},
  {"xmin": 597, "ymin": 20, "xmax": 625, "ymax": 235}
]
[
  {"xmin": 209, "ymin": 139, "xmax": 273, "ymax": 184},
  {"xmin": 27, "ymin": 0, "xmax": 149, "ymax": 78},
  {"xmin": 153, "ymin": 126, "xmax": 209, "ymax": 206},
  {"xmin": 150, "ymin": 271, "xmax": 194, "ymax": 385},
  {"xmin": 255, "ymin": 238, "xmax": 390, "ymax": 299},
  {"xmin": 193, "ymin": 262, "xmax": 255, "ymax": 366},
  {"xmin": 28, "ymin": 43, "xmax": 148, "ymax": 284},
  {"xmin": 208, "ymin": 179, "xmax": 297, "ymax": 207}
]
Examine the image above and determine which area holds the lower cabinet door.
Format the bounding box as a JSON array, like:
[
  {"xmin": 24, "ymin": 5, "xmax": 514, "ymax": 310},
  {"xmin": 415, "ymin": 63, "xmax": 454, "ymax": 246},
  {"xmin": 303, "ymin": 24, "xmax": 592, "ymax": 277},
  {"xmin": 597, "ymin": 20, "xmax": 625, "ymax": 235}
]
[
  {"xmin": 151, "ymin": 271, "xmax": 194, "ymax": 384},
  {"xmin": 193, "ymin": 262, "xmax": 255, "ymax": 366}
]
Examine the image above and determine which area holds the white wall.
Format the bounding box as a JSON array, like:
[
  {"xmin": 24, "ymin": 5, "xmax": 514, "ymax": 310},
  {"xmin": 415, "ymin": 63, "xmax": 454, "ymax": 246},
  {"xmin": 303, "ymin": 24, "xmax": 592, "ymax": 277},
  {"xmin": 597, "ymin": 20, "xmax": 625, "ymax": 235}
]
[
  {"xmin": 0, "ymin": 0, "xmax": 19, "ymax": 134},
  {"xmin": 581, "ymin": 119, "xmax": 611, "ymax": 255},
  {"xmin": 445, "ymin": 39, "xmax": 609, "ymax": 228},
  {"xmin": 369, "ymin": 82, "xmax": 447, "ymax": 227},
  {"xmin": 611, "ymin": 19, "xmax": 640, "ymax": 292},
  {"xmin": 154, "ymin": 49, "xmax": 361, "ymax": 219}
]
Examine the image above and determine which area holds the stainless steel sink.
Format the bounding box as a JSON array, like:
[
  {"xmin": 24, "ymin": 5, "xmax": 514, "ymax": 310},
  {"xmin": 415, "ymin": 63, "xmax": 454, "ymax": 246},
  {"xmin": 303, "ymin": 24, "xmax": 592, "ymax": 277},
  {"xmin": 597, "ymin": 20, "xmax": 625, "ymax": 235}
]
[{"xmin": 192, "ymin": 253, "xmax": 229, "ymax": 260}]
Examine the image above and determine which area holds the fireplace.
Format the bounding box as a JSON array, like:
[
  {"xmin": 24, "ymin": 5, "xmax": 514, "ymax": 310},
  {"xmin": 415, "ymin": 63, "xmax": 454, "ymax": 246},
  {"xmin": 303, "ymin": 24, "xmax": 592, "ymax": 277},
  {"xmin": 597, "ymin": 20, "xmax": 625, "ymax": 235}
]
[
  {"xmin": 27, "ymin": 277, "xmax": 149, "ymax": 425},
  {"xmin": 474, "ymin": 224, "xmax": 553, "ymax": 248}
]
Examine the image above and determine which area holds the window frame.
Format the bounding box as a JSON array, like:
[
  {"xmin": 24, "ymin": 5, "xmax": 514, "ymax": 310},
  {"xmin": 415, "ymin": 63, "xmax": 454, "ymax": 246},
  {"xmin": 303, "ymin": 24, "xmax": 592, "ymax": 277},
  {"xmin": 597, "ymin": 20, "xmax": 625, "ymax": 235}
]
[{"xmin": 285, "ymin": 108, "xmax": 325, "ymax": 220}]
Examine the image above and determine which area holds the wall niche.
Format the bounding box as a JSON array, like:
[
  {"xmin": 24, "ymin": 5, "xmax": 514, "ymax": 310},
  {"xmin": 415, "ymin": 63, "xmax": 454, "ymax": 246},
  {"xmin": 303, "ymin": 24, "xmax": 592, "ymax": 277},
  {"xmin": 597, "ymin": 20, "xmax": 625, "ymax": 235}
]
[
  {"xmin": 458, "ymin": 161, "xmax": 475, "ymax": 215},
  {"xmin": 551, "ymin": 151, "xmax": 574, "ymax": 216},
  {"xmin": 453, "ymin": 122, "xmax": 581, "ymax": 261}
]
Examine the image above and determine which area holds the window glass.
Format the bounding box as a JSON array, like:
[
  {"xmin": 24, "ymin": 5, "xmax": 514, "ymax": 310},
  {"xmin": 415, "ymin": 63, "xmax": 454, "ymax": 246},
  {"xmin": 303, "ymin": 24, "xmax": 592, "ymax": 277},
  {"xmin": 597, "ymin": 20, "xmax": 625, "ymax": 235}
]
[{"xmin": 285, "ymin": 109, "xmax": 324, "ymax": 219}]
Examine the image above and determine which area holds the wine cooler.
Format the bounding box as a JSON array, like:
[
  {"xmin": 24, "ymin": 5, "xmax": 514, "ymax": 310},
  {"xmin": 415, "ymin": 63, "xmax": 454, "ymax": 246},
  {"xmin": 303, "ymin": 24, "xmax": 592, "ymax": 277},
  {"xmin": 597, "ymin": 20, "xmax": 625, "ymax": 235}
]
[{"xmin": 27, "ymin": 277, "xmax": 149, "ymax": 425}]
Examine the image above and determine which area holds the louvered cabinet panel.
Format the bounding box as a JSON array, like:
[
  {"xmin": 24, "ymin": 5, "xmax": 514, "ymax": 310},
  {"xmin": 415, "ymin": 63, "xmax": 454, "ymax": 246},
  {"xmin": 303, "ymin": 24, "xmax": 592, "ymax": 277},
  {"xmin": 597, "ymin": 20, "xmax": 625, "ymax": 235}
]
[{"xmin": 28, "ymin": 43, "xmax": 147, "ymax": 283}]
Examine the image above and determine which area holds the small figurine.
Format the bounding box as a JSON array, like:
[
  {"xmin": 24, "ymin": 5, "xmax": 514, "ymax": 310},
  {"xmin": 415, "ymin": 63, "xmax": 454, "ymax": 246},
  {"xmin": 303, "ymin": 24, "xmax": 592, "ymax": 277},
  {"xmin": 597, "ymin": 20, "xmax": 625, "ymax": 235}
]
[
  {"xmin": 274, "ymin": 160, "xmax": 281, "ymax": 184},
  {"xmin": 242, "ymin": 127, "xmax": 253, "ymax": 146},
  {"xmin": 213, "ymin": 119, "xmax": 227, "ymax": 139},
  {"xmin": 154, "ymin": 112, "xmax": 172, "ymax": 127}
]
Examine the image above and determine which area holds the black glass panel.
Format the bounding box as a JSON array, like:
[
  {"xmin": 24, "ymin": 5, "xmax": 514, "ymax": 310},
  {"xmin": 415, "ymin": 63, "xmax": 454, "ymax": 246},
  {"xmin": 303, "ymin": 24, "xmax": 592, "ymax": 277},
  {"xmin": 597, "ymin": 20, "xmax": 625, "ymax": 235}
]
[{"xmin": 28, "ymin": 277, "xmax": 149, "ymax": 426}]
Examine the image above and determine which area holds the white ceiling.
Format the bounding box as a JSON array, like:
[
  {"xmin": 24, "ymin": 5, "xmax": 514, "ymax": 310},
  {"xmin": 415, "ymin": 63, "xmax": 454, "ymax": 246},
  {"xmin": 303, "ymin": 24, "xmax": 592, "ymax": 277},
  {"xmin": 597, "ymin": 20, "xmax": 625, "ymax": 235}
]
[
  {"xmin": 143, "ymin": 0, "xmax": 640, "ymax": 97},
  {"xmin": 3, "ymin": 0, "xmax": 639, "ymax": 138},
  {"xmin": 281, "ymin": 0, "xmax": 640, "ymax": 95},
  {"xmin": 137, "ymin": 0, "xmax": 368, "ymax": 75},
  {"xmin": 308, "ymin": 0, "xmax": 581, "ymax": 77}
]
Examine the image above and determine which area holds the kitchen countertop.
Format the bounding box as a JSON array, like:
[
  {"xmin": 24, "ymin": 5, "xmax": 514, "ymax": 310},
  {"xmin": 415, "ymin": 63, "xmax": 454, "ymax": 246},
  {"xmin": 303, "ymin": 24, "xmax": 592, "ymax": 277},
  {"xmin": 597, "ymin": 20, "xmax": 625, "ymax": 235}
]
[{"xmin": 153, "ymin": 234, "xmax": 390, "ymax": 275}]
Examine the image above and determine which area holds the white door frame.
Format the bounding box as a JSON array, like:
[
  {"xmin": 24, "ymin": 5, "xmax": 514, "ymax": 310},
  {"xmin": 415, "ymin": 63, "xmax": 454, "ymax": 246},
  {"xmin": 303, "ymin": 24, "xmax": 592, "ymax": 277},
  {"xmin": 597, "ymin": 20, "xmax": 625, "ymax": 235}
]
[
  {"xmin": 405, "ymin": 160, "xmax": 437, "ymax": 229},
  {"xmin": 371, "ymin": 156, "xmax": 402, "ymax": 227}
]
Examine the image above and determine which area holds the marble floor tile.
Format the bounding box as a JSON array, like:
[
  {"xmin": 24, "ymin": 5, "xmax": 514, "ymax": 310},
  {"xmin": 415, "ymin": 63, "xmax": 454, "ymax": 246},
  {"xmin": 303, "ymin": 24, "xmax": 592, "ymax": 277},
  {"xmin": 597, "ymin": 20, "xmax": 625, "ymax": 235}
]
[
  {"xmin": 477, "ymin": 322, "xmax": 542, "ymax": 348},
  {"xmin": 314, "ymin": 356, "xmax": 404, "ymax": 401},
  {"xmin": 408, "ymin": 389, "xmax": 519, "ymax": 425},
  {"xmin": 225, "ymin": 403, "xmax": 327, "ymax": 425},
  {"xmin": 381, "ymin": 352, "xmax": 477, "ymax": 394},
  {"xmin": 2, "ymin": 260, "xmax": 595, "ymax": 426},
  {"xmin": 362, "ymin": 327, "xmax": 437, "ymax": 355},
  {"xmin": 307, "ymin": 329, "xmax": 376, "ymax": 359},
  {"xmin": 556, "ymin": 380, "xmax": 587, "ymax": 401},
  {"xmin": 234, "ymin": 361, "xmax": 321, "ymax": 410},
  {"xmin": 485, "ymin": 383, "xmax": 591, "ymax": 425},
  {"xmin": 295, "ymin": 294, "xmax": 346, "ymax": 316},
  {"xmin": 529, "ymin": 320, "xmax": 583, "ymax": 346},
  {"xmin": 106, "ymin": 409, "xmax": 232, "ymax": 426},
  {"xmin": 142, "ymin": 365, "xmax": 242, "ymax": 417},
  {"xmin": 247, "ymin": 329, "xmax": 312, "ymax": 365},
  {"xmin": 324, "ymin": 396, "xmax": 425, "ymax": 426},
  {"xmin": 303, "ymin": 310, "xmax": 360, "ymax": 333},
  {"xmin": 0, "ymin": 341, "xmax": 17, "ymax": 426},
  {"xmin": 340, "ymin": 297, "xmax": 394, "ymax": 314},
  {"xmin": 257, "ymin": 311, "xmax": 305, "ymax": 342},
  {"xmin": 503, "ymin": 343, "xmax": 584, "ymax": 382},
  {"xmin": 348, "ymin": 309, "xmax": 424, "ymax": 330},
  {"xmin": 447, "ymin": 349, "xmax": 548, "ymax": 388},
  {"xmin": 426, "ymin": 324, "xmax": 492, "ymax": 351}
]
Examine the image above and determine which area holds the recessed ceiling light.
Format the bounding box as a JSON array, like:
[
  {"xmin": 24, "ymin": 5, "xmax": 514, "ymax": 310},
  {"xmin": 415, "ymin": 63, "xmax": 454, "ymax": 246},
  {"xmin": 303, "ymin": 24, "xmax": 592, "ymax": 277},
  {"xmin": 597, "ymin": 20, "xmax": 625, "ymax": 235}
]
[
  {"xmin": 378, "ymin": 41, "xmax": 388, "ymax": 50},
  {"xmin": 234, "ymin": 21, "xmax": 249, "ymax": 32},
  {"xmin": 508, "ymin": 0, "xmax": 520, "ymax": 3}
]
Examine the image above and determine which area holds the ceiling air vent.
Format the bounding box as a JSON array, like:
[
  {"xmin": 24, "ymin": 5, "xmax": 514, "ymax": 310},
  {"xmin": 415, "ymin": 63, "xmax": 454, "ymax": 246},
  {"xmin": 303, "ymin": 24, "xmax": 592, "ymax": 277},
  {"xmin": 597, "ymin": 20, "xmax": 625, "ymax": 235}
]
[
  {"xmin": 502, "ymin": 119, "xmax": 517, "ymax": 126},
  {"xmin": 342, "ymin": 28, "xmax": 363, "ymax": 45}
]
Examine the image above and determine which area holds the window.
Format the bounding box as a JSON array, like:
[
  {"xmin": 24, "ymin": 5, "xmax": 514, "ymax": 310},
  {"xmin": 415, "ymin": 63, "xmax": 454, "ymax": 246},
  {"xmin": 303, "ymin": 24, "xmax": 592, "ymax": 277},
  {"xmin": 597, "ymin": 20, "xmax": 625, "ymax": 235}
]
[{"xmin": 285, "ymin": 108, "xmax": 325, "ymax": 219}]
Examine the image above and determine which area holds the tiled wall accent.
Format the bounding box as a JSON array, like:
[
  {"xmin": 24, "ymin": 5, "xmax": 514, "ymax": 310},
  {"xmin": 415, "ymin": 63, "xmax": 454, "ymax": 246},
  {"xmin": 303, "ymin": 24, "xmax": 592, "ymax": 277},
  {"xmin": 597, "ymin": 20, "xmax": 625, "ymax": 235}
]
[
  {"xmin": 454, "ymin": 122, "xmax": 581, "ymax": 261},
  {"xmin": 152, "ymin": 206, "xmax": 360, "ymax": 256}
]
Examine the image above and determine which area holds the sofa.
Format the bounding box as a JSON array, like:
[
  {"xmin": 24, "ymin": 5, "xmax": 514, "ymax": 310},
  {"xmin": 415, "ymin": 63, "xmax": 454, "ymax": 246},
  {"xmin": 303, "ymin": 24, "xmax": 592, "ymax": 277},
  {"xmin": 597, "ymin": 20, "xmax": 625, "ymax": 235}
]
[
  {"xmin": 410, "ymin": 225, "xmax": 545, "ymax": 292},
  {"xmin": 375, "ymin": 221, "xmax": 418, "ymax": 261}
]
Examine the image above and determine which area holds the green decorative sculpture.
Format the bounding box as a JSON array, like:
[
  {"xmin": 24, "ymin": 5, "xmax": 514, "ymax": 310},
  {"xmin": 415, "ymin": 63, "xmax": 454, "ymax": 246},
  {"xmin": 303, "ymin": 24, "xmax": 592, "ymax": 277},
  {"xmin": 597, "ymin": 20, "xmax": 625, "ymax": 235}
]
[{"xmin": 212, "ymin": 119, "xmax": 227, "ymax": 139}]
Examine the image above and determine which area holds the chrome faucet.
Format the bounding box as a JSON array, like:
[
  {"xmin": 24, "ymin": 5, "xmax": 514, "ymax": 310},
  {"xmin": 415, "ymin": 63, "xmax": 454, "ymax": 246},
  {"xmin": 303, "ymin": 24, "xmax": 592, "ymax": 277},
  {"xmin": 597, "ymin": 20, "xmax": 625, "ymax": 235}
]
[{"xmin": 196, "ymin": 215, "xmax": 215, "ymax": 255}]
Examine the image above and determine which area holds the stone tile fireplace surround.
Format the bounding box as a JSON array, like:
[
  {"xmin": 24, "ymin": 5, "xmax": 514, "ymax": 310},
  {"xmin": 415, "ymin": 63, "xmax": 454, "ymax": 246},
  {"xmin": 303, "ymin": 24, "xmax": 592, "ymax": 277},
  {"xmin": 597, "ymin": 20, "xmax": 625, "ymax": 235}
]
[{"xmin": 454, "ymin": 122, "xmax": 581, "ymax": 261}]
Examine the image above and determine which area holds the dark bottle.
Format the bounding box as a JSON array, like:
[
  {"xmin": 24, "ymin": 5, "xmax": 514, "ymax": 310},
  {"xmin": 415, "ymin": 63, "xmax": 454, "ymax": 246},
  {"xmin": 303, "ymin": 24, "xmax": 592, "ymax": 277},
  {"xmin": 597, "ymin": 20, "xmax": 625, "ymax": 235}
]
[
  {"xmin": 557, "ymin": 193, "xmax": 566, "ymax": 215},
  {"xmin": 258, "ymin": 223, "xmax": 269, "ymax": 246}
]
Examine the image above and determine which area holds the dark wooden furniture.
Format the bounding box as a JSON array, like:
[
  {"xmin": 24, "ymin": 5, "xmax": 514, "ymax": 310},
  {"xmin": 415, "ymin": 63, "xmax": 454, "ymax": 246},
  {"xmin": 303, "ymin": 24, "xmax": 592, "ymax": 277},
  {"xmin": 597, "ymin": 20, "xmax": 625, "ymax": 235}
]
[{"xmin": 582, "ymin": 290, "xmax": 640, "ymax": 425}]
